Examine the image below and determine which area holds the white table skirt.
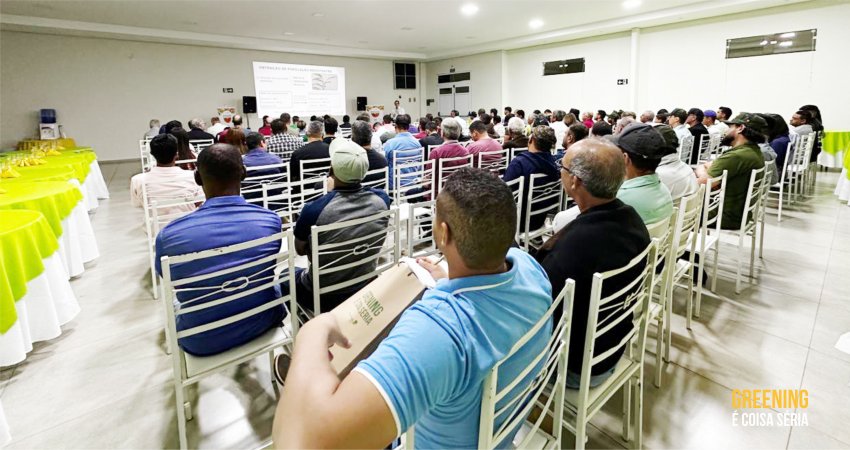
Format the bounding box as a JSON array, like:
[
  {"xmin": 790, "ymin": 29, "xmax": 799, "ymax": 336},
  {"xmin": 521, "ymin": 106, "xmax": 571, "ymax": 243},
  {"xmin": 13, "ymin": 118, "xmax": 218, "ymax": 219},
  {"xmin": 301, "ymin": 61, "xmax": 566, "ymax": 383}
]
[
  {"xmin": 80, "ymin": 160, "xmax": 110, "ymax": 211},
  {"xmin": 0, "ymin": 399, "xmax": 9, "ymax": 447},
  {"xmin": 0, "ymin": 253, "xmax": 81, "ymax": 368},
  {"xmin": 57, "ymin": 191, "xmax": 99, "ymax": 279},
  {"xmin": 818, "ymin": 150, "xmax": 845, "ymax": 169},
  {"xmin": 835, "ymin": 169, "xmax": 850, "ymax": 206}
]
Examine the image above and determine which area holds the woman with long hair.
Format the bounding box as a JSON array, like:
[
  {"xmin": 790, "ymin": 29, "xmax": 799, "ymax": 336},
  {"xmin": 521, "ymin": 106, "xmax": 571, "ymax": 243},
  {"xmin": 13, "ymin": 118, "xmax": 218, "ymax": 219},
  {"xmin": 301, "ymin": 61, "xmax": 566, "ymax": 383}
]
[
  {"xmin": 168, "ymin": 127, "xmax": 197, "ymax": 170},
  {"xmin": 221, "ymin": 128, "xmax": 247, "ymax": 155}
]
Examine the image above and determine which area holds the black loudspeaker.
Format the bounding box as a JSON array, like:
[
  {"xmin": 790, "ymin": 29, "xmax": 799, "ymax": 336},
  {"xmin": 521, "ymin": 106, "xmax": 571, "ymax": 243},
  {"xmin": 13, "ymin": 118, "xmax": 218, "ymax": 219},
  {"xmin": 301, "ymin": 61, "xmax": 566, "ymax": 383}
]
[
  {"xmin": 357, "ymin": 96, "xmax": 367, "ymax": 111},
  {"xmin": 242, "ymin": 96, "xmax": 257, "ymax": 114}
]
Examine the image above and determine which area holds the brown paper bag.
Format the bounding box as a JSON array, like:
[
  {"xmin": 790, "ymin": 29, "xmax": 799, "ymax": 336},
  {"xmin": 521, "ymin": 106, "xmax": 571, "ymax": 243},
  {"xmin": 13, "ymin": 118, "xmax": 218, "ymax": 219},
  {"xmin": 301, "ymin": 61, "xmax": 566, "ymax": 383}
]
[{"xmin": 329, "ymin": 263, "xmax": 426, "ymax": 377}]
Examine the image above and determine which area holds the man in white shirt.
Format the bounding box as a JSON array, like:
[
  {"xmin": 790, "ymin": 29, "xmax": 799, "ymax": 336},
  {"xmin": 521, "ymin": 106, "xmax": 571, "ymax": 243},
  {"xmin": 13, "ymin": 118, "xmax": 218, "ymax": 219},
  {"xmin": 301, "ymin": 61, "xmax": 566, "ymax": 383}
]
[
  {"xmin": 790, "ymin": 110, "xmax": 814, "ymax": 136},
  {"xmin": 131, "ymin": 134, "xmax": 203, "ymax": 219},
  {"xmin": 654, "ymin": 124, "xmax": 698, "ymax": 200},
  {"xmin": 144, "ymin": 119, "xmax": 160, "ymax": 139},
  {"xmin": 391, "ymin": 100, "xmax": 406, "ymax": 119},
  {"xmin": 668, "ymin": 108, "xmax": 690, "ymax": 142},
  {"xmin": 550, "ymin": 110, "xmax": 568, "ymax": 150},
  {"xmin": 206, "ymin": 117, "xmax": 226, "ymax": 136},
  {"xmin": 703, "ymin": 110, "xmax": 728, "ymax": 136}
]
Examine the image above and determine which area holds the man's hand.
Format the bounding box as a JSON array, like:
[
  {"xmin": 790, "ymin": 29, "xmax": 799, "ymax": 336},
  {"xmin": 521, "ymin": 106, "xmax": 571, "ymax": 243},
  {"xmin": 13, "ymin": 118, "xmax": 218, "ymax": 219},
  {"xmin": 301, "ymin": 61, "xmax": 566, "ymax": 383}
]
[
  {"xmin": 310, "ymin": 313, "xmax": 351, "ymax": 353},
  {"xmin": 417, "ymin": 256, "xmax": 448, "ymax": 281}
]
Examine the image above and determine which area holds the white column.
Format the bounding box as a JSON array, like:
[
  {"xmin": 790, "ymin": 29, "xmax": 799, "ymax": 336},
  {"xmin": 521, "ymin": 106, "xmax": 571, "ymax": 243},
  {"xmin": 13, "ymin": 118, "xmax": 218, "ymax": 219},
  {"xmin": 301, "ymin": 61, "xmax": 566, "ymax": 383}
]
[
  {"xmin": 500, "ymin": 50, "xmax": 509, "ymax": 109},
  {"xmin": 629, "ymin": 28, "xmax": 640, "ymax": 112}
]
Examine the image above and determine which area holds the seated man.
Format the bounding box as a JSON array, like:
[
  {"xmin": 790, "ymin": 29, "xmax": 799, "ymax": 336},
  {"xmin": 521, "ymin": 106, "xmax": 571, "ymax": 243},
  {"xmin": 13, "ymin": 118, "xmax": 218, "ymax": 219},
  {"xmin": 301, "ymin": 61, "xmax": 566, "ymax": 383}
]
[
  {"xmin": 696, "ymin": 112, "xmax": 766, "ymax": 229},
  {"xmin": 288, "ymin": 120, "xmax": 330, "ymax": 182},
  {"xmin": 383, "ymin": 114, "xmax": 422, "ymax": 190},
  {"xmin": 466, "ymin": 120, "xmax": 503, "ymax": 166},
  {"xmin": 155, "ymin": 143, "xmax": 285, "ymax": 356},
  {"xmin": 350, "ymin": 120, "xmax": 388, "ymax": 185},
  {"xmin": 243, "ymin": 132, "xmax": 283, "ymax": 175},
  {"xmin": 418, "ymin": 120, "xmax": 444, "ymax": 149},
  {"xmin": 130, "ymin": 133, "xmax": 202, "ymax": 217},
  {"xmin": 274, "ymin": 168, "xmax": 553, "ymax": 449},
  {"xmin": 266, "ymin": 118, "xmax": 304, "ymax": 160},
  {"xmin": 536, "ymin": 139, "xmax": 650, "ymax": 388},
  {"xmin": 429, "ymin": 119, "xmax": 469, "ymax": 196},
  {"xmin": 502, "ymin": 117, "xmax": 529, "ymax": 150},
  {"xmin": 293, "ymin": 138, "xmax": 392, "ymax": 313},
  {"xmin": 654, "ymin": 124, "xmax": 699, "ymax": 201},
  {"xmin": 504, "ymin": 125, "xmax": 559, "ymax": 233}
]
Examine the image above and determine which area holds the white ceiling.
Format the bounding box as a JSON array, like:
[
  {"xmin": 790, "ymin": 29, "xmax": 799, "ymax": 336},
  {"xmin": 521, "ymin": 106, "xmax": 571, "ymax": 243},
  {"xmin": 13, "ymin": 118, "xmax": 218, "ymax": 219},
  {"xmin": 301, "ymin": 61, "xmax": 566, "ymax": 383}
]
[{"xmin": 0, "ymin": 0, "xmax": 812, "ymax": 60}]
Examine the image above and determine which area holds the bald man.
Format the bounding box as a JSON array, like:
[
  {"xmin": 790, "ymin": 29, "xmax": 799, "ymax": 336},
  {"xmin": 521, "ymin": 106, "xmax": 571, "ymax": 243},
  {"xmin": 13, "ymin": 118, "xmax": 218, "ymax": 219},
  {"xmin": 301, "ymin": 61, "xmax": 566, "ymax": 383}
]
[{"xmin": 535, "ymin": 138, "xmax": 650, "ymax": 388}]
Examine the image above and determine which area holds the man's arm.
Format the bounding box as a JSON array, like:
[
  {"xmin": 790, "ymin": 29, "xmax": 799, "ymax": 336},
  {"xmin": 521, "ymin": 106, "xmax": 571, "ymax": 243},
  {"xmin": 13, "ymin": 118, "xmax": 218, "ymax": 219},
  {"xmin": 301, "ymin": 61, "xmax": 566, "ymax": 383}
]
[
  {"xmin": 695, "ymin": 161, "xmax": 711, "ymax": 185},
  {"xmin": 273, "ymin": 314, "xmax": 397, "ymax": 449},
  {"xmin": 294, "ymin": 237, "xmax": 307, "ymax": 257}
]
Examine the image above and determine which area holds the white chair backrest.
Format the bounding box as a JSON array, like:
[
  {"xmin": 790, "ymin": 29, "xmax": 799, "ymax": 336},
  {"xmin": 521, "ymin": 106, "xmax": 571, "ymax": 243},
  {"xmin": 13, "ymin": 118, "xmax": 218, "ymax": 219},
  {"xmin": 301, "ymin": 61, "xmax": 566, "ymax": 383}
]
[
  {"xmin": 189, "ymin": 139, "xmax": 214, "ymax": 153},
  {"xmin": 678, "ymin": 135, "xmax": 694, "ymax": 164},
  {"xmin": 671, "ymin": 186, "xmax": 705, "ymax": 260},
  {"xmin": 437, "ymin": 154, "xmax": 474, "ymax": 191},
  {"xmin": 140, "ymin": 139, "xmax": 153, "ymax": 172},
  {"xmin": 508, "ymin": 147, "xmax": 528, "ymax": 163},
  {"xmin": 476, "ymin": 148, "xmax": 509, "ymax": 174},
  {"xmin": 523, "ymin": 173, "xmax": 563, "ymax": 234},
  {"xmin": 701, "ymin": 170, "xmax": 727, "ymax": 238},
  {"xmin": 394, "ymin": 159, "xmax": 435, "ymax": 205},
  {"xmin": 142, "ymin": 180, "xmax": 204, "ymax": 238},
  {"xmin": 299, "ymin": 157, "xmax": 332, "ymax": 181},
  {"xmin": 646, "ymin": 209, "xmax": 676, "ymax": 294},
  {"xmin": 697, "ymin": 134, "xmax": 713, "ymax": 162},
  {"xmin": 160, "ymin": 230, "xmax": 298, "ymax": 374},
  {"xmin": 576, "ymin": 239, "xmax": 657, "ymax": 392},
  {"xmin": 309, "ymin": 207, "xmax": 402, "ymax": 315},
  {"xmin": 242, "ymin": 164, "xmax": 288, "ymax": 204},
  {"xmin": 362, "ymin": 167, "xmax": 389, "ymax": 191},
  {"xmin": 261, "ymin": 176, "xmax": 328, "ymax": 224},
  {"xmin": 406, "ymin": 199, "xmax": 438, "ymax": 258},
  {"xmin": 739, "ymin": 166, "xmax": 766, "ymax": 231},
  {"xmin": 478, "ymin": 279, "xmax": 575, "ymax": 450},
  {"xmin": 503, "ymin": 177, "xmax": 525, "ymax": 239},
  {"xmin": 392, "ymin": 147, "xmax": 425, "ymax": 171}
]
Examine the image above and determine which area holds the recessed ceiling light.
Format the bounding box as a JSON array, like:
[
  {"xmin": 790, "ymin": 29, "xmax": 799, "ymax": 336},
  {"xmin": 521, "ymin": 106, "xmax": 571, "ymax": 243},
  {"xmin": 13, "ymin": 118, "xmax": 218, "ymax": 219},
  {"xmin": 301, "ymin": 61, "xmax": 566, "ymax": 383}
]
[
  {"xmin": 312, "ymin": 12, "xmax": 324, "ymax": 17},
  {"xmin": 780, "ymin": 32, "xmax": 796, "ymax": 38},
  {"xmin": 529, "ymin": 19, "xmax": 544, "ymax": 29},
  {"xmin": 401, "ymin": 26, "xmax": 414, "ymax": 31},
  {"xmin": 461, "ymin": 4, "xmax": 479, "ymax": 16},
  {"xmin": 622, "ymin": 0, "xmax": 642, "ymax": 9},
  {"xmin": 283, "ymin": 32, "xmax": 295, "ymax": 36},
  {"xmin": 759, "ymin": 39, "xmax": 768, "ymax": 46},
  {"xmin": 779, "ymin": 41, "xmax": 794, "ymax": 47}
]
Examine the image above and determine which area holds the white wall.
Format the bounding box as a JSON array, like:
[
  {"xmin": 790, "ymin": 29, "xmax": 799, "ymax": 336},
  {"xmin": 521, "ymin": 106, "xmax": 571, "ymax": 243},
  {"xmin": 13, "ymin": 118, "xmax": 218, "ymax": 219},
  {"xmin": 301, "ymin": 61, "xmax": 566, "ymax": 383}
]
[
  {"xmin": 424, "ymin": 1, "xmax": 850, "ymax": 129},
  {"xmin": 423, "ymin": 51, "xmax": 503, "ymax": 116},
  {"xmin": 0, "ymin": 31, "xmax": 415, "ymax": 160}
]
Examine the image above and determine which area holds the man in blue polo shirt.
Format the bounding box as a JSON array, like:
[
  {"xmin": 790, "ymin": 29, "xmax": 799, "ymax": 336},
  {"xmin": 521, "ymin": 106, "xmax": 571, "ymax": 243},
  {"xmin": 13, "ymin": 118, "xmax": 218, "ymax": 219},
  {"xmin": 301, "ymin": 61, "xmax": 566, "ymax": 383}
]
[
  {"xmin": 292, "ymin": 138, "xmax": 392, "ymax": 314},
  {"xmin": 274, "ymin": 168, "xmax": 553, "ymax": 449},
  {"xmin": 243, "ymin": 131, "xmax": 283, "ymax": 174},
  {"xmin": 155, "ymin": 143, "xmax": 285, "ymax": 356},
  {"xmin": 382, "ymin": 114, "xmax": 422, "ymax": 189}
]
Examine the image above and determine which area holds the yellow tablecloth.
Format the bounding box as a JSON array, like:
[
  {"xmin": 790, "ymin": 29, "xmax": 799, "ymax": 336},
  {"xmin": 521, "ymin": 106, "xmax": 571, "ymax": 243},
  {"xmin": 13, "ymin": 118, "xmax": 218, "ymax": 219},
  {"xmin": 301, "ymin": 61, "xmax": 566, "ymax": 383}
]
[
  {"xmin": 0, "ymin": 210, "xmax": 59, "ymax": 333},
  {"xmin": 2, "ymin": 165, "xmax": 76, "ymax": 184},
  {"xmin": 17, "ymin": 138, "xmax": 77, "ymax": 150},
  {"xmin": 2, "ymin": 147, "xmax": 96, "ymax": 182},
  {"xmin": 0, "ymin": 181, "xmax": 83, "ymax": 237}
]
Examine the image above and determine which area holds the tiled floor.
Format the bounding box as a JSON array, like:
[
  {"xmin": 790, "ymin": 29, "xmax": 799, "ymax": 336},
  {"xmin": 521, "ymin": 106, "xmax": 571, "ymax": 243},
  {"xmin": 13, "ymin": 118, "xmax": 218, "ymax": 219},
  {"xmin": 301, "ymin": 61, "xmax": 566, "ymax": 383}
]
[{"xmin": 1, "ymin": 162, "xmax": 848, "ymax": 449}]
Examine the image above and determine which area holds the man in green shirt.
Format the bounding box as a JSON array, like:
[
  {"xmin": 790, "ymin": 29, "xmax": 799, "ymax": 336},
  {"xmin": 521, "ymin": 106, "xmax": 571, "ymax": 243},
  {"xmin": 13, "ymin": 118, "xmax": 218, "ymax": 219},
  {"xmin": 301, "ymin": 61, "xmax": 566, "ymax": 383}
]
[
  {"xmin": 696, "ymin": 112, "xmax": 766, "ymax": 229},
  {"xmin": 614, "ymin": 123, "xmax": 674, "ymax": 225}
]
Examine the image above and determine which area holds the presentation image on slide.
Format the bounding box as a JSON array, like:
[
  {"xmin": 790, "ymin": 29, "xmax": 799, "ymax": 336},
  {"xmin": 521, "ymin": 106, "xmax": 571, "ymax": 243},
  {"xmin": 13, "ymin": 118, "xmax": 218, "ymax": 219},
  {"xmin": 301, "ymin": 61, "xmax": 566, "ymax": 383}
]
[{"xmin": 253, "ymin": 61, "xmax": 346, "ymax": 118}]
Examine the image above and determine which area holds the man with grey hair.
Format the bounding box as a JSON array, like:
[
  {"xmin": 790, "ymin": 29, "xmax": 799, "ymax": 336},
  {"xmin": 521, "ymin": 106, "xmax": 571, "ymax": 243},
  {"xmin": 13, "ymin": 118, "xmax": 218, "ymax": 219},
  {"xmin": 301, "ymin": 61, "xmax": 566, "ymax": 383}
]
[
  {"xmin": 144, "ymin": 119, "xmax": 160, "ymax": 139},
  {"xmin": 429, "ymin": 119, "xmax": 469, "ymax": 194},
  {"xmin": 187, "ymin": 118, "xmax": 215, "ymax": 141},
  {"xmin": 614, "ymin": 116, "xmax": 637, "ymax": 135},
  {"xmin": 550, "ymin": 110, "xmax": 568, "ymax": 151},
  {"xmin": 288, "ymin": 120, "xmax": 329, "ymax": 182},
  {"xmin": 640, "ymin": 110, "xmax": 655, "ymax": 124},
  {"xmin": 502, "ymin": 117, "xmax": 529, "ymax": 150},
  {"xmin": 535, "ymin": 138, "xmax": 650, "ymax": 388}
]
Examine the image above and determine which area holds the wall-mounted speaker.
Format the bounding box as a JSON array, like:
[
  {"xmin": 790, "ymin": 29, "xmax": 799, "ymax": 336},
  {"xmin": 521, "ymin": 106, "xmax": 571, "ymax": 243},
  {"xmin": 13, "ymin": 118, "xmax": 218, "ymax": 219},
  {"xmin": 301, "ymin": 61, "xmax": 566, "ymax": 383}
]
[
  {"xmin": 357, "ymin": 96, "xmax": 367, "ymax": 111},
  {"xmin": 242, "ymin": 96, "xmax": 257, "ymax": 114}
]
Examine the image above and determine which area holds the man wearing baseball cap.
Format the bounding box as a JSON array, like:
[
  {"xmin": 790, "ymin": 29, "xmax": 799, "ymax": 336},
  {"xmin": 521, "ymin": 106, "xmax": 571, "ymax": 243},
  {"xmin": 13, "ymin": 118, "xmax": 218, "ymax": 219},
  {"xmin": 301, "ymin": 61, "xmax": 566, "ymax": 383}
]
[
  {"xmin": 696, "ymin": 112, "xmax": 766, "ymax": 229},
  {"xmin": 612, "ymin": 123, "xmax": 674, "ymax": 225},
  {"xmin": 292, "ymin": 138, "xmax": 392, "ymax": 314},
  {"xmin": 703, "ymin": 109, "xmax": 728, "ymax": 136}
]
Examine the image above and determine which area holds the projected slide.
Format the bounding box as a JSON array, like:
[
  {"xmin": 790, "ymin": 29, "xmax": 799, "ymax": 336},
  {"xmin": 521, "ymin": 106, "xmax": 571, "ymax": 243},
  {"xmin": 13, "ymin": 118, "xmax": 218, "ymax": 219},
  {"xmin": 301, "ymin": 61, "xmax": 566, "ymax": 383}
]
[{"xmin": 252, "ymin": 61, "xmax": 347, "ymax": 118}]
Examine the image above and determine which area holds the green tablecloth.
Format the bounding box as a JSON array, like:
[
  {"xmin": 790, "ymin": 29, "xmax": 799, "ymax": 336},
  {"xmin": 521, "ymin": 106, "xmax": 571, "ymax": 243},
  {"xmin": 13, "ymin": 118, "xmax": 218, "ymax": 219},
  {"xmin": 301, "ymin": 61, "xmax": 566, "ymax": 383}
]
[
  {"xmin": 0, "ymin": 181, "xmax": 83, "ymax": 237},
  {"xmin": 3, "ymin": 165, "xmax": 76, "ymax": 184},
  {"xmin": 0, "ymin": 210, "xmax": 59, "ymax": 333},
  {"xmin": 822, "ymin": 131, "xmax": 850, "ymax": 156}
]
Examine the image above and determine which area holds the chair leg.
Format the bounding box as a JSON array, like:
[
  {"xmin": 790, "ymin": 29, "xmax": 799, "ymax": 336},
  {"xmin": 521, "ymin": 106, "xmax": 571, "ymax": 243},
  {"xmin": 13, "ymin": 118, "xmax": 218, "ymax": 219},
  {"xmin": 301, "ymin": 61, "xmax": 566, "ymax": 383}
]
[
  {"xmin": 736, "ymin": 234, "xmax": 744, "ymax": 294},
  {"xmin": 175, "ymin": 382, "xmax": 189, "ymax": 450},
  {"xmin": 777, "ymin": 185, "xmax": 784, "ymax": 223},
  {"xmin": 575, "ymin": 412, "xmax": 587, "ymax": 450},
  {"xmin": 749, "ymin": 229, "xmax": 757, "ymax": 279},
  {"xmin": 269, "ymin": 351, "xmax": 280, "ymax": 398},
  {"xmin": 710, "ymin": 245, "xmax": 719, "ymax": 294},
  {"xmin": 759, "ymin": 217, "xmax": 766, "ymax": 259},
  {"xmin": 664, "ymin": 286, "xmax": 672, "ymax": 362},
  {"xmin": 654, "ymin": 316, "xmax": 663, "ymax": 388},
  {"xmin": 622, "ymin": 380, "xmax": 632, "ymax": 442},
  {"xmin": 633, "ymin": 373, "xmax": 644, "ymax": 450}
]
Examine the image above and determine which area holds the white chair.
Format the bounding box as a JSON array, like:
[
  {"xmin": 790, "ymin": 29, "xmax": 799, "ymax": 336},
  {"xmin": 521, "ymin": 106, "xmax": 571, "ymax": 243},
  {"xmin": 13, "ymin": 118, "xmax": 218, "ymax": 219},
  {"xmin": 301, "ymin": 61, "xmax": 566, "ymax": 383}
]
[
  {"xmin": 708, "ymin": 133, "xmax": 722, "ymax": 160},
  {"xmin": 393, "ymin": 159, "xmax": 435, "ymax": 206},
  {"xmin": 160, "ymin": 231, "xmax": 297, "ymax": 450},
  {"xmin": 299, "ymin": 157, "xmax": 332, "ymax": 181},
  {"xmin": 508, "ymin": 147, "xmax": 528, "ymax": 163},
  {"xmin": 262, "ymin": 176, "xmax": 327, "ymax": 226},
  {"xmin": 504, "ymin": 177, "xmax": 525, "ymax": 240},
  {"xmin": 241, "ymin": 164, "xmax": 288, "ymax": 204},
  {"xmin": 695, "ymin": 134, "xmax": 713, "ymax": 164},
  {"xmin": 308, "ymin": 207, "xmax": 402, "ymax": 315},
  {"xmin": 667, "ymin": 187, "xmax": 705, "ymax": 336},
  {"xmin": 787, "ymin": 133, "xmax": 814, "ymax": 204},
  {"xmin": 765, "ymin": 140, "xmax": 794, "ymax": 222},
  {"xmin": 678, "ymin": 135, "xmax": 694, "ymax": 165},
  {"xmin": 142, "ymin": 183, "xmax": 205, "ymax": 299},
  {"xmin": 436, "ymin": 154, "xmax": 474, "ymax": 192},
  {"xmin": 644, "ymin": 210, "xmax": 676, "ymax": 388},
  {"xmin": 693, "ymin": 171, "xmax": 727, "ymax": 319},
  {"xmin": 391, "ymin": 147, "xmax": 425, "ymax": 192},
  {"xmin": 189, "ymin": 139, "xmax": 214, "ymax": 153},
  {"xmin": 562, "ymin": 239, "xmax": 658, "ymax": 450},
  {"xmin": 362, "ymin": 167, "xmax": 389, "ymax": 191},
  {"xmin": 478, "ymin": 279, "xmax": 575, "ymax": 450},
  {"xmin": 519, "ymin": 174, "xmax": 563, "ymax": 251},
  {"xmin": 405, "ymin": 199, "xmax": 437, "ymax": 258},
  {"xmin": 729, "ymin": 166, "xmax": 766, "ymax": 294},
  {"xmin": 139, "ymin": 139, "xmax": 153, "ymax": 172},
  {"xmin": 756, "ymin": 163, "xmax": 775, "ymax": 259},
  {"xmin": 476, "ymin": 148, "xmax": 509, "ymax": 174}
]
